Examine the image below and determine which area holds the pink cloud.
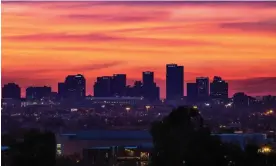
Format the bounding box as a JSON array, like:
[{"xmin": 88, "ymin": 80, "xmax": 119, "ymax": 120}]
[
  {"xmin": 4, "ymin": 33, "xmax": 213, "ymax": 47},
  {"xmin": 220, "ymin": 19, "xmax": 276, "ymax": 34}
]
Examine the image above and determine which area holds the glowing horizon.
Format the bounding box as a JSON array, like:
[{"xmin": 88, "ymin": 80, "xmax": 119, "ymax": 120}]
[{"xmin": 2, "ymin": 1, "xmax": 276, "ymax": 97}]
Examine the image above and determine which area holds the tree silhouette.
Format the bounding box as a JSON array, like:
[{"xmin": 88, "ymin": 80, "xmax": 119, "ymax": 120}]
[
  {"xmin": 150, "ymin": 106, "xmax": 231, "ymax": 166},
  {"xmin": 150, "ymin": 106, "xmax": 276, "ymax": 166},
  {"xmin": 9, "ymin": 129, "xmax": 56, "ymax": 166}
]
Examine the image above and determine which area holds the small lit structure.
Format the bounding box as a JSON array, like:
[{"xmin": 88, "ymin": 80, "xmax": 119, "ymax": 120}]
[
  {"xmin": 193, "ymin": 105, "xmax": 198, "ymax": 109},
  {"xmin": 125, "ymin": 107, "xmax": 131, "ymax": 112},
  {"xmin": 145, "ymin": 105, "xmax": 151, "ymax": 111},
  {"xmin": 258, "ymin": 146, "xmax": 272, "ymax": 154},
  {"xmin": 205, "ymin": 103, "xmax": 210, "ymax": 107},
  {"xmin": 86, "ymin": 97, "xmax": 144, "ymax": 105},
  {"xmin": 71, "ymin": 108, "xmax": 78, "ymax": 112},
  {"xmin": 58, "ymin": 131, "xmax": 268, "ymax": 156},
  {"xmin": 225, "ymin": 102, "xmax": 233, "ymax": 108},
  {"xmin": 263, "ymin": 109, "xmax": 274, "ymax": 116}
]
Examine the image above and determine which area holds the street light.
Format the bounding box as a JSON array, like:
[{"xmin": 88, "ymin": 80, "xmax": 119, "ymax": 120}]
[
  {"xmin": 205, "ymin": 103, "xmax": 210, "ymax": 107},
  {"xmin": 145, "ymin": 105, "xmax": 151, "ymax": 111},
  {"xmin": 125, "ymin": 107, "xmax": 131, "ymax": 112}
]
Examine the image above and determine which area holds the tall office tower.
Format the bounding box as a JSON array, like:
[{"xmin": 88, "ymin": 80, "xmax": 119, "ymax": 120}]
[
  {"xmin": 210, "ymin": 76, "xmax": 228, "ymax": 100},
  {"xmin": 187, "ymin": 83, "xmax": 198, "ymax": 102},
  {"xmin": 26, "ymin": 86, "xmax": 52, "ymax": 100},
  {"xmin": 111, "ymin": 74, "xmax": 126, "ymax": 97},
  {"xmin": 2, "ymin": 83, "xmax": 21, "ymax": 99},
  {"xmin": 64, "ymin": 74, "xmax": 86, "ymax": 99},
  {"xmin": 142, "ymin": 71, "xmax": 160, "ymax": 101},
  {"xmin": 166, "ymin": 64, "xmax": 184, "ymax": 100},
  {"xmin": 196, "ymin": 77, "xmax": 209, "ymax": 101},
  {"xmin": 143, "ymin": 71, "xmax": 154, "ymax": 86},
  {"xmin": 94, "ymin": 76, "xmax": 112, "ymax": 97}
]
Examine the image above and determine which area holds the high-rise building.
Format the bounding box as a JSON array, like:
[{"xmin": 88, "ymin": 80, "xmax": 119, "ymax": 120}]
[
  {"xmin": 26, "ymin": 86, "xmax": 51, "ymax": 100},
  {"xmin": 2, "ymin": 83, "xmax": 21, "ymax": 99},
  {"xmin": 187, "ymin": 83, "xmax": 198, "ymax": 102},
  {"xmin": 210, "ymin": 76, "xmax": 228, "ymax": 100},
  {"xmin": 196, "ymin": 77, "xmax": 209, "ymax": 101},
  {"xmin": 166, "ymin": 64, "xmax": 184, "ymax": 100},
  {"xmin": 63, "ymin": 74, "xmax": 86, "ymax": 99},
  {"xmin": 111, "ymin": 74, "xmax": 126, "ymax": 96},
  {"xmin": 142, "ymin": 71, "xmax": 160, "ymax": 101},
  {"xmin": 94, "ymin": 76, "xmax": 112, "ymax": 97},
  {"xmin": 143, "ymin": 71, "xmax": 154, "ymax": 86}
]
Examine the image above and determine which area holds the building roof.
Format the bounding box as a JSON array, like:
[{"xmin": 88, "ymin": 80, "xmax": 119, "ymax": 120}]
[
  {"xmin": 86, "ymin": 97, "xmax": 144, "ymax": 100},
  {"xmin": 60, "ymin": 130, "xmax": 152, "ymax": 140},
  {"xmin": 60, "ymin": 130, "xmax": 266, "ymax": 141}
]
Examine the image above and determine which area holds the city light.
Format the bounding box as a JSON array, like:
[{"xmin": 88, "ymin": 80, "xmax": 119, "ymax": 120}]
[
  {"xmin": 145, "ymin": 105, "xmax": 151, "ymax": 111},
  {"xmin": 225, "ymin": 102, "xmax": 233, "ymax": 108},
  {"xmin": 101, "ymin": 105, "xmax": 105, "ymax": 108},
  {"xmin": 205, "ymin": 103, "xmax": 210, "ymax": 107},
  {"xmin": 264, "ymin": 109, "xmax": 274, "ymax": 116},
  {"xmin": 258, "ymin": 146, "xmax": 272, "ymax": 153},
  {"xmin": 125, "ymin": 107, "xmax": 131, "ymax": 112},
  {"xmin": 193, "ymin": 106, "xmax": 198, "ymax": 109}
]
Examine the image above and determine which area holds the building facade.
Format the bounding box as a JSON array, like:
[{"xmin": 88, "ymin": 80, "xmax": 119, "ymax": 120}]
[
  {"xmin": 187, "ymin": 83, "xmax": 198, "ymax": 103},
  {"xmin": 210, "ymin": 76, "xmax": 228, "ymax": 101},
  {"xmin": 166, "ymin": 64, "xmax": 184, "ymax": 100},
  {"xmin": 196, "ymin": 77, "xmax": 209, "ymax": 101},
  {"xmin": 2, "ymin": 83, "xmax": 21, "ymax": 99},
  {"xmin": 59, "ymin": 74, "xmax": 86, "ymax": 100},
  {"xmin": 142, "ymin": 71, "xmax": 160, "ymax": 101},
  {"xmin": 26, "ymin": 86, "xmax": 52, "ymax": 100}
]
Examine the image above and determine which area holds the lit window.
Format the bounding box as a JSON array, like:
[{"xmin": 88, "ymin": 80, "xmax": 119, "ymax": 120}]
[{"xmin": 57, "ymin": 150, "xmax": 62, "ymax": 155}]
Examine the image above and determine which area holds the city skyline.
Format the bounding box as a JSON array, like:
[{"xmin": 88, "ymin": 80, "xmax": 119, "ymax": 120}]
[
  {"xmin": 0, "ymin": 66, "xmax": 265, "ymax": 99},
  {"xmin": 2, "ymin": 1, "xmax": 276, "ymax": 97}
]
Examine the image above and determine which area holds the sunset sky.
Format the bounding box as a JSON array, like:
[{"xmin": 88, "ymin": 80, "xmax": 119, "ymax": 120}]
[{"xmin": 2, "ymin": 1, "xmax": 276, "ymax": 98}]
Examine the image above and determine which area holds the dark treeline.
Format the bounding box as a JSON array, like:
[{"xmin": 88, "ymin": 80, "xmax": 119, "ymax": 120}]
[
  {"xmin": 1, "ymin": 129, "xmax": 81, "ymax": 166},
  {"xmin": 150, "ymin": 106, "xmax": 276, "ymax": 166},
  {"xmin": 2, "ymin": 107, "xmax": 276, "ymax": 166}
]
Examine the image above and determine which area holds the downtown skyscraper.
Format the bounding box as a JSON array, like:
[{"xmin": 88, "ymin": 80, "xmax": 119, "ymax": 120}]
[
  {"xmin": 93, "ymin": 76, "xmax": 112, "ymax": 97},
  {"xmin": 166, "ymin": 64, "xmax": 184, "ymax": 100},
  {"xmin": 111, "ymin": 74, "xmax": 127, "ymax": 96},
  {"xmin": 58, "ymin": 74, "xmax": 86, "ymax": 100},
  {"xmin": 196, "ymin": 77, "xmax": 209, "ymax": 101},
  {"xmin": 210, "ymin": 76, "xmax": 228, "ymax": 100},
  {"xmin": 94, "ymin": 74, "xmax": 127, "ymax": 97},
  {"xmin": 142, "ymin": 71, "xmax": 160, "ymax": 101},
  {"xmin": 26, "ymin": 86, "xmax": 52, "ymax": 100}
]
